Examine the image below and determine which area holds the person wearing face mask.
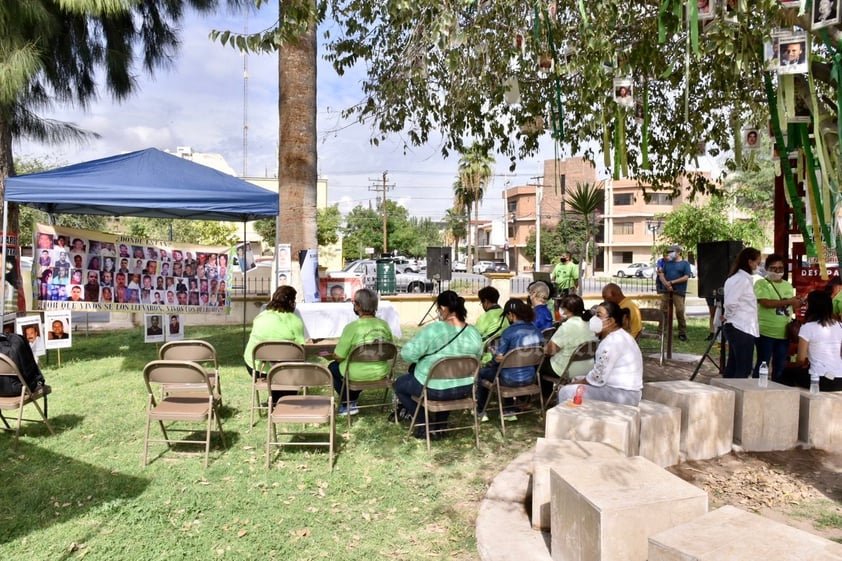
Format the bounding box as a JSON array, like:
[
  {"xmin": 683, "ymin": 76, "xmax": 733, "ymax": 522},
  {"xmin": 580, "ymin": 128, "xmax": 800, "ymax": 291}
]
[
  {"xmin": 658, "ymin": 245, "xmax": 693, "ymax": 342},
  {"xmin": 541, "ymin": 294, "xmax": 598, "ymax": 400},
  {"xmin": 753, "ymin": 254, "xmax": 802, "ymax": 382},
  {"xmin": 551, "ymin": 252, "xmax": 579, "ymax": 296},
  {"xmin": 475, "ymin": 286, "xmax": 509, "ymax": 365},
  {"xmin": 557, "ymin": 301, "xmax": 643, "ymax": 406},
  {"xmin": 393, "ymin": 290, "xmax": 483, "ymax": 438},
  {"xmin": 722, "ymin": 247, "xmax": 762, "ymax": 378},
  {"xmin": 475, "ymin": 298, "xmax": 544, "ymax": 420},
  {"xmin": 326, "ymin": 288, "xmax": 394, "ymax": 416}
]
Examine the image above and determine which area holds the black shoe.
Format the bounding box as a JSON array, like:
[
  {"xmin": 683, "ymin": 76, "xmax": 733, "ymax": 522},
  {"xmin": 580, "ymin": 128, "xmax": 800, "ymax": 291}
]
[
  {"xmin": 413, "ymin": 427, "xmax": 444, "ymax": 441},
  {"xmin": 388, "ymin": 405, "xmax": 412, "ymax": 424},
  {"xmin": 704, "ymin": 333, "xmax": 714, "ymax": 341},
  {"xmin": 678, "ymin": 334, "xmax": 688, "ymax": 342}
]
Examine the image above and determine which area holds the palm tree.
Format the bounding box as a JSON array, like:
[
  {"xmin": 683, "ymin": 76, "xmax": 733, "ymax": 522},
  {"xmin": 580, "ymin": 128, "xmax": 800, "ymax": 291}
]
[
  {"xmin": 565, "ymin": 181, "xmax": 605, "ymax": 277},
  {"xmin": 457, "ymin": 143, "xmax": 494, "ymax": 270},
  {"xmin": 1, "ymin": 0, "xmax": 239, "ymax": 236},
  {"xmin": 443, "ymin": 207, "xmax": 467, "ymax": 259}
]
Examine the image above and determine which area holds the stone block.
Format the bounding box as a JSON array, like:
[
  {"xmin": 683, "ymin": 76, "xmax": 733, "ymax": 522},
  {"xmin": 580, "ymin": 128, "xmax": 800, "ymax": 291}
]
[
  {"xmin": 638, "ymin": 399, "xmax": 681, "ymax": 467},
  {"xmin": 643, "ymin": 381, "xmax": 735, "ymax": 460},
  {"xmin": 531, "ymin": 438, "xmax": 624, "ymax": 531},
  {"xmin": 544, "ymin": 400, "xmax": 640, "ymax": 456},
  {"xmin": 550, "ymin": 456, "xmax": 707, "ymax": 561},
  {"xmin": 710, "ymin": 378, "xmax": 799, "ymax": 451},
  {"xmin": 799, "ymin": 390, "xmax": 842, "ymax": 451},
  {"xmin": 648, "ymin": 505, "xmax": 842, "ymax": 560}
]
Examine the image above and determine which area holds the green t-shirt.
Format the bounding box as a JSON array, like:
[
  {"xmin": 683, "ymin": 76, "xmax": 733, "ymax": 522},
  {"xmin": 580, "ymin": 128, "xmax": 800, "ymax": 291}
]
[
  {"xmin": 401, "ymin": 321, "xmax": 483, "ymax": 390},
  {"xmin": 243, "ymin": 309, "xmax": 306, "ymax": 368},
  {"xmin": 548, "ymin": 317, "xmax": 597, "ymax": 377},
  {"xmin": 475, "ymin": 307, "xmax": 509, "ymax": 364},
  {"xmin": 834, "ymin": 291, "xmax": 842, "ymax": 317},
  {"xmin": 551, "ymin": 261, "xmax": 578, "ymax": 290},
  {"xmin": 754, "ymin": 278, "xmax": 794, "ymax": 339},
  {"xmin": 333, "ymin": 317, "xmax": 395, "ymax": 381}
]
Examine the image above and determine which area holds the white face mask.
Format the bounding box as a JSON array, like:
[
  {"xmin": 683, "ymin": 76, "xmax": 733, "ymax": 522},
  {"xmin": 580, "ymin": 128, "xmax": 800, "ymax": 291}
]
[
  {"xmin": 668, "ymin": 252, "xmax": 677, "ymax": 260},
  {"xmin": 765, "ymin": 271, "xmax": 783, "ymax": 282},
  {"xmin": 589, "ymin": 316, "xmax": 604, "ymax": 334}
]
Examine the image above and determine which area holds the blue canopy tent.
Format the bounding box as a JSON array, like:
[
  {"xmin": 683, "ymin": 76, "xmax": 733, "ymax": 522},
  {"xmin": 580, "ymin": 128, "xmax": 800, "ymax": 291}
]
[{"xmin": 2, "ymin": 148, "xmax": 280, "ymax": 337}]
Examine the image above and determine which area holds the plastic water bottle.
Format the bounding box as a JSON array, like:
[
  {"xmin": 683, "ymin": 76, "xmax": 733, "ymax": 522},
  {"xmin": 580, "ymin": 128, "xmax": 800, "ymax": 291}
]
[
  {"xmin": 573, "ymin": 385, "xmax": 586, "ymax": 405},
  {"xmin": 810, "ymin": 376, "xmax": 820, "ymax": 394},
  {"xmin": 758, "ymin": 362, "xmax": 769, "ymax": 388}
]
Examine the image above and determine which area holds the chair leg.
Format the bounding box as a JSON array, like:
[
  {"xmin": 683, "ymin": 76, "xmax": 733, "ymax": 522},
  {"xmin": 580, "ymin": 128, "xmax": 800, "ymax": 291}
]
[
  {"xmin": 29, "ymin": 398, "xmax": 55, "ymax": 435},
  {"xmin": 204, "ymin": 411, "xmax": 213, "ymax": 468},
  {"xmin": 329, "ymin": 405, "xmax": 335, "ymax": 473},
  {"xmin": 423, "ymin": 405, "xmax": 431, "ymax": 453},
  {"xmin": 143, "ymin": 414, "xmax": 152, "ymax": 467},
  {"xmin": 345, "ymin": 375, "xmax": 352, "ymax": 432},
  {"xmin": 496, "ymin": 385, "xmax": 507, "ymax": 437},
  {"xmin": 250, "ymin": 384, "xmax": 257, "ymax": 427},
  {"xmin": 265, "ymin": 413, "xmax": 273, "ymax": 469},
  {"xmin": 0, "ymin": 410, "xmax": 10, "ymax": 430},
  {"xmin": 407, "ymin": 401, "xmax": 421, "ymax": 437},
  {"xmin": 214, "ymin": 406, "xmax": 227, "ymax": 449}
]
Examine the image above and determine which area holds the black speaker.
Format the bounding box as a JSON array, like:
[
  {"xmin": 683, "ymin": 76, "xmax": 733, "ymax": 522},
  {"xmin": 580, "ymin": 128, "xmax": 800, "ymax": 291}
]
[
  {"xmin": 697, "ymin": 241, "xmax": 744, "ymax": 298},
  {"xmin": 426, "ymin": 247, "xmax": 452, "ymax": 281}
]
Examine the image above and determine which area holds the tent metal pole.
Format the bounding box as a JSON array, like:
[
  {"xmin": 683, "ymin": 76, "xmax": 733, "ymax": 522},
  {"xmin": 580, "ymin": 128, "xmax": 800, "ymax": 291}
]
[
  {"xmin": 0, "ymin": 200, "xmax": 7, "ymax": 321},
  {"xmin": 274, "ymin": 213, "xmax": 280, "ymax": 292},
  {"xmin": 242, "ymin": 220, "xmax": 248, "ymax": 351}
]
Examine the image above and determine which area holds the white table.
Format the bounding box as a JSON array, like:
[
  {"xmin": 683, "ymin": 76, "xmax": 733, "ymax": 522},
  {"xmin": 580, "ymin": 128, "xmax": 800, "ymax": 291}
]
[{"xmin": 294, "ymin": 301, "xmax": 401, "ymax": 340}]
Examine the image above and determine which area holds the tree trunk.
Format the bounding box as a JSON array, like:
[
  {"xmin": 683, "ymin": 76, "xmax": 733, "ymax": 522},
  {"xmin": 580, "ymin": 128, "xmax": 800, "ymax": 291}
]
[
  {"xmin": 0, "ymin": 111, "xmax": 20, "ymax": 239},
  {"xmin": 278, "ymin": 0, "xmax": 318, "ymax": 262},
  {"xmin": 473, "ymin": 198, "xmax": 480, "ymax": 266}
]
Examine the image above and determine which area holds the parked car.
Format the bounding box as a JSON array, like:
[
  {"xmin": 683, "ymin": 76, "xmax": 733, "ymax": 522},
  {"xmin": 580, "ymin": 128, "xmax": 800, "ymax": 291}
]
[
  {"xmin": 484, "ymin": 261, "xmax": 510, "ymax": 273},
  {"xmin": 452, "ymin": 260, "xmax": 467, "ymax": 273},
  {"xmin": 472, "ymin": 260, "xmax": 495, "ymax": 274},
  {"xmin": 635, "ymin": 265, "xmax": 655, "ymax": 279},
  {"xmin": 615, "ymin": 263, "xmax": 651, "ymax": 278},
  {"xmin": 327, "ymin": 259, "xmax": 434, "ymax": 293}
]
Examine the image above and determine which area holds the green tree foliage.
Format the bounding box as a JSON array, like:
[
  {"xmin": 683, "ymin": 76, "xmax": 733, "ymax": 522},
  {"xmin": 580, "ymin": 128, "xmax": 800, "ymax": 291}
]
[
  {"xmin": 443, "ymin": 207, "xmax": 467, "ymax": 256},
  {"xmin": 341, "ymin": 200, "xmax": 439, "ymax": 260},
  {"xmin": 565, "ymin": 182, "xmax": 605, "ymax": 264},
  {"xmin": 253, "ymin": 205, "xmax": 343, "ymax": 247},
  {"xmin": 457, "ymin": 143, "xmax": 494, "ymax": 267},
  {"xmin": 524, "ymin": 216, "xmax": 589, "ymax": 264},
  {"xmin": 120, "ymin": 217, "xmax": 238, "ymax": 246},
  {"xmin": 659, "ymin": 197, "xmax": 767, "ymax": 260}
]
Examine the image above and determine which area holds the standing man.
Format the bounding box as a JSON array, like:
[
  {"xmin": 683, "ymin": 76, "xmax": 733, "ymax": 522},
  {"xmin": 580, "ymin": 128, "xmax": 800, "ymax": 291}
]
[
  {"xmin": 658, "ymin": 244, "xmax": 693, "ymax": 342},
  {"xmin": 551, "ymin": 252, "xmax": 579, "ymax": 296}
]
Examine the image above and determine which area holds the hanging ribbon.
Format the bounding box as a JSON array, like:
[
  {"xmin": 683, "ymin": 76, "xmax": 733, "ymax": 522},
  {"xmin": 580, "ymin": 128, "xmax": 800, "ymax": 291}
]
[
  {"xmin": 816, "ymin": 29, "xmax": 842, "ymax": 260},
  {"xmin": 613, "ymin": 115, "xmax": 621, "ymax": 181},
  {"xmin": 603, "ymin": 108, "xmax": 612, "ymax": 171},
  {"xmin": 687, "ymin": 0, "xmax": 699, "ymax": 56},
  {"xmin": 764, "ymin": 72, "xmax": 816, "ymax": 257},
  {"xmin": 577, "ymin": 0, "xmax": 588, "ymax": 27},
  {"xmin": 642, "ymin": 78, "xmax": 650, "ymax": 170},
  {"xmin": 802, "ymin": 125, "xmax": 829, "ymax": 278},
  {"xmin": 540, "ymin": 2, "xmax": 564, "ymax": 140}
]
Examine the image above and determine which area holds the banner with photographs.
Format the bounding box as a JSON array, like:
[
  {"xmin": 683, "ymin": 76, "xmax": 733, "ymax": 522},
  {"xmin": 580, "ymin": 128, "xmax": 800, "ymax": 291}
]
[
  {"xmin": 33, "ymin": 224, "xmax": 231, "ymax": 314},
  {"xmin": 144, "ymin": 313, "xmax": 184, "ymax": 343}
]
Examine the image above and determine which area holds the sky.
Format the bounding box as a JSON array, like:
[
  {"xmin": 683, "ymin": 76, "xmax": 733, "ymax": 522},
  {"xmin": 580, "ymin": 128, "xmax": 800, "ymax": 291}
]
[{"xmin": 14, "ymin": 6, "xmax": 569, "ymax": 224}]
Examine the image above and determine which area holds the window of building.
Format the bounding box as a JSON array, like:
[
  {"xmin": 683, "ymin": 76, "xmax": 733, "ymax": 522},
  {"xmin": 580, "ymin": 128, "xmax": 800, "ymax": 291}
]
[
  {"xmin": 613, "ymin": 222, "xmax": 635, "ymax": 235},
  {"xmin": 647, "ymin": 193, "xmax": 671, "ymax": 205},
  {"xmin": 613, "ymin": 193, "xmax": 634, "ymax": 206},
  {"xmin": 612, "ymin": 252, "xmax": 634, "ymax": 264}
]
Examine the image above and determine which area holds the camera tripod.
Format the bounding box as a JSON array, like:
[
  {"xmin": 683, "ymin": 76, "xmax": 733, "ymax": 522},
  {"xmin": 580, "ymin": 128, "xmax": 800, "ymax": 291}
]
[
  {"xmin": 690, "ymin": 294, "xmax": 726, "ymax": 381},
  {"xmin": 417, "ymin": 277, "xmax": 443, "ymax": 326}
]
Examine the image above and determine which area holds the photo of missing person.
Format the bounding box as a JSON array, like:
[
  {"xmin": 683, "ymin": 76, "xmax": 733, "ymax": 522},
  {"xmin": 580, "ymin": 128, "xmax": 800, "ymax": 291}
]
[
  {"xmin": 145, "ymin": 314, "xmax": 165, "ymax": 343},
  {"xmin": 778, "ymin": 37, "xmax": 808, "ymax": 75},
  {"xmin": 813, "ymin": 0, "xmax": 840, "ymax": 29},
  {"xmin": 613, "ymin": 77, "xmax": 634, "ymax": 110},
  {"xmin": 696, "ymin": 0, "xmax": 716, "ymax": 20},
  {"xmin": 744, "ymin": 128, "xmax": 760, "ymax": 151},
  {"xmin": 44, "ymin": 312, "xmax": 72, "ymax": 350},
  {"xmin": 16, "ymin": 317, "xmax": 45, "ymax": 357},
  {"xmin": 167, "ymin": 314, "xmax": 184, "ymax": 341}
]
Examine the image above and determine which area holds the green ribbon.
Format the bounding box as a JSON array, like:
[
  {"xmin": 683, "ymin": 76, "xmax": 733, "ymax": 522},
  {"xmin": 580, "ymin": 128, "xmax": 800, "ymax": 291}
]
[
  {"xmin": 817, "ymin": 29, "xmax": 842, "ymax": 260},
  {"xmin": 799, "ymin": 124, "xmax": 832, "ymax": 249},
  {"xmin": 603, "ymin": 109, "xmax": 612, "ymax": 171},
  {"xmin": 764, "ymin": 72, "xmax": 816, "ymax": 257},
  {"xmin": 688, "ymin": 0, "xmax": 699, "ymax": 56},
  {"xmin": 641, "ymin": 79, "xmax": 650, "ymax": 170},
  {"xmin": 577, "ymin": 0, "xmax": 588, "ymax": 27},
  {"xmin": 658, "ymin": 0, "xmax": 683, "ymax": 44},
  {"xmin": 613, "ymin": 115, "xmax": 621, "ymax": 181},
  {"xmin": 540, "ymin": 2, "xmax": 564, "ymax": 140}
]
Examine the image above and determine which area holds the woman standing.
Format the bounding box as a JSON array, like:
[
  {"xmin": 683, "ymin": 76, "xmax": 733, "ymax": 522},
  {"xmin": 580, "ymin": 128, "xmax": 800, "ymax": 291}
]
[
  {"xmin": 753, "ymin": 254, "xmax": 802, "ymax": 382},
  {"xmin": 393, "ymin": 290, "xmax": 482, "ymax": 439},
  {"xmin": 557, "ymin": 301, "xmax": 643, "ymax": 406},
  {"xmin": 475, "ymin": 299, "xmax": 543, "ymax": 419},
  {"xmin": 722, "ymin": 247, "xmax": 762, "ymax": 378},
  {"xmin": 243, "ymin": 286, "xmax": 306, "ymax": 404},
  {"xmin": 781, "ymin": 290, "xmax": 842, "ymax": 392}
]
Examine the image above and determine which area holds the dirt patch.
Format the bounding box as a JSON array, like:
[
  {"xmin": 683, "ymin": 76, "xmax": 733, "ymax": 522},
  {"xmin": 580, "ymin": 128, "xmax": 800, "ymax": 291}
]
[{"xmin": 669, "ymin": 448, "xmax": 842, "ymax": 542}]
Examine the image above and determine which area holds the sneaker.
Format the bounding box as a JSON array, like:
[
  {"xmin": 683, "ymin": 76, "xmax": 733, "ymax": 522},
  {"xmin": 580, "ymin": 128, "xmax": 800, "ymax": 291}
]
[
  {"xmin": 502, "ymin": 410, "xmax": 518, "ymax": 422},
  {"xmin": 678, "ymin": 334, "xmax": 688, "ymax": 342},
  {"xmin": 338, "ymin": 401, "xmax": 359, "ymax": 416},
  {"xmin": 704, "ymin": 333, "xmax": 714, "ymax": 341},
  {"xmin": 479, "ymin": 413, "xmax": 489, "ymax": 423},
  {"xmin": 388, "ymin": 405, "xmax": 411, "ymax": 423}
]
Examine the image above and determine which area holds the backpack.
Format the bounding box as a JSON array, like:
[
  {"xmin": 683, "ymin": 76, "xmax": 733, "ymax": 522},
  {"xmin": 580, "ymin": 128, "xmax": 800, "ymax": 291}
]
[{"xmin": 0, "ymin": 333, "xmax": 46, "ymax": 396}]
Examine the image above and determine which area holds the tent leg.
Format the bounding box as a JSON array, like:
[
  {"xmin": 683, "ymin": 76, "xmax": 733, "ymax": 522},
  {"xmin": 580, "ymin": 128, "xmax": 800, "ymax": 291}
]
[
  {"xmin": 242, "ymin": 221, "xmax": 248, "ymax": 351},
  {"xmin": 0, "ymin": 200, "xmax": 7, "ymax": 317}
]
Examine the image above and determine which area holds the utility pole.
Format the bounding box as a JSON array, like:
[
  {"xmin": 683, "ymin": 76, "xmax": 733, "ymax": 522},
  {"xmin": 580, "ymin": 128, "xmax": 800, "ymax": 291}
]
[
  {"xmin": 532, "ymin": 175, "xmax": 544, "ymax": 270},
  {"xmin": 368, "ymin": 171, "xmax": 394, "ymax": 254}
]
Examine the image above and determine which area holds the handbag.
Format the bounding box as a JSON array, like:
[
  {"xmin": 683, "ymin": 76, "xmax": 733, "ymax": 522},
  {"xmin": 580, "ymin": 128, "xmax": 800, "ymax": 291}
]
[
  {"xmin": 407, "ymin": 325, "xmax": 468, "ymax": 374},
  {"xmin": 766, "ymin": 279, "xmax": 801, "ymax": 343}
]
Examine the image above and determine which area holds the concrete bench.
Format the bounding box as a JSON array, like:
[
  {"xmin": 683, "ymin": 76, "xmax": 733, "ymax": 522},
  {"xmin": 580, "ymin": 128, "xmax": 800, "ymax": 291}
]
[
  {"xmin": 798, "ymin": 390, "xmax": 842, "ymax": 451},
  {"xmin": 544, "ymin": 400, "xmax": 640, "ymax": 456},
  {"xmin": 643, "ymin": 381, "xmax": 735, "ymax": 461},
  {"xmin": 531, "ymin": 438, "xmax": 625, "ymax": 531},
  {"xmin": 710, "ymin": 378, "xmax": 800, "ymax": 451},
  {"xmin": 638, "ymin": 399, "xmax": 681, "ymax": 467},
  {"xmin": 648, "ymin": 505, "xmax": 842, "ymax": 560},
  {"xmin": 550, "ymin": 456, "xmax": 708, "ymax": 561}
]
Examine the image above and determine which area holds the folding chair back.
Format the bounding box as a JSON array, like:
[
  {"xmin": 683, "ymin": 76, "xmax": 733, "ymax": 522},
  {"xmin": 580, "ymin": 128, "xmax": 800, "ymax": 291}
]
[
  {"xmin": 342, "ymin": 340, "xmax": 399, "ymax": 428},
  {"xmin": 265, "ymin": 362, "xmax": 335, "ymax": 470},
  {"xmin": 158, "ymin": 340, "xmax": 221, "ymax": 394},
  {"xmin": 541, "ymin": 326, "xmax": 558, "ymax": 343},
  {"xmin": 638, "ymin": 308, "xmax": 666, "ymax": 365},
  {"xmin": 409, "ymin": 355, "xmax": 481, "ymax": 452},
  {"xmin": 540, "ymin": 340, "xmax": 597, "ymax": 404},
  {"xmin": 142, "ymin": 360, "xmax": 225, "ymax": 467},
  {"xmin": 482, "ymin": 345, "xmax": 545, "ymax": 436},
  {"xmin": 0, "ymin": 354, "xmax": 54, "ymax": 448},
  {"xmin": 250, "ymin": 340, "xmax": 306, "ymax": 426}
]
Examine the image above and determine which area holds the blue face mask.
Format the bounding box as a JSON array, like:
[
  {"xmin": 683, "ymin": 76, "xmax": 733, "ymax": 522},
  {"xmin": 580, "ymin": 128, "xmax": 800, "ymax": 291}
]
[{"xmin": 668, "ymin": 252, "xmax": 677, "ymax": 260}]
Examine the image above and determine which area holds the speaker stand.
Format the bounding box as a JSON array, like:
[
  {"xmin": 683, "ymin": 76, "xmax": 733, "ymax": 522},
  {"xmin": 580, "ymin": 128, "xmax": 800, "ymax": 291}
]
[
  {"xmin": 417, "ymin": 278, "xmax": 442, "ymax": 326},
  {"xmin": 690, "ymin": 299, "xmax": 726, "ymax": 381}
]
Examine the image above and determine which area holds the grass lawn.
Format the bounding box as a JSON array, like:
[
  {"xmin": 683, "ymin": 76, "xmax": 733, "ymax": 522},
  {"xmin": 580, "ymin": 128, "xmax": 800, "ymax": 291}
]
[{"xmin": 0, "ymin": 323, "xmax": 548, "ymax": 561}]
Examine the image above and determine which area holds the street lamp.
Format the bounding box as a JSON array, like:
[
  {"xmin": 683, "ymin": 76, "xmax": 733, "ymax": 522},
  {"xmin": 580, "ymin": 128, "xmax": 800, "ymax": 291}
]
[{"xmin": 645, "ymin": 218, "xmax": 662, "ymax": 262}]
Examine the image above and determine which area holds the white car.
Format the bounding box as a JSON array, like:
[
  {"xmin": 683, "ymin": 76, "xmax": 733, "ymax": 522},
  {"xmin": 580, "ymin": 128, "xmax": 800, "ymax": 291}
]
[
  {"xmin": 472, "ymin": 260, "xmax": 495, "ymax": 274},
  {"xmin": 615, "ymin": 263, "xmax": 651, "ymax": 278},
  {"xmin": 452, "ymin": 261, "xmax": 467, "ymax": 273}
]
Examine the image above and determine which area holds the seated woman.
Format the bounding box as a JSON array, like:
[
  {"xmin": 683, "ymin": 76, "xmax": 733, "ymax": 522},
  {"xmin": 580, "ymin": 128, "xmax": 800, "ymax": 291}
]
[
  {"xmin": 327, "ymin": 288, "xmax": 395, "ymax": 415},
  {"xmin": 528, "ymin": 281, "xmax": 554, "ymax": 331},
  {"xmin": 243, "ymin": 286, "xmax": 306, "ymax": 405},
  {"xmin": 393, "ymin": 290, "xmax": 483, "ymax": 439},
  {"xmin": 558, "ymin": 301, "xmax": 643, "ymax": 406},
  {"xmin": 781, "ymin": 290, "xmax": 842, "ymax": 392},
  {"xmin": 539, "ymin": 294, "xmax": 598, "ymax": 398},
  {"xmin": 476, "ymin": 298, "xmax": 543, "ymax": 419}
]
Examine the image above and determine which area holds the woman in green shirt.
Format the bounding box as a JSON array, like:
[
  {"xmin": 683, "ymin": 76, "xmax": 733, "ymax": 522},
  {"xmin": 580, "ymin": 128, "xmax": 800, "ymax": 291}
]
[
  {"xmin": 393, "ymin": 290, "xmax": 483, "ymax": 439},
  {"xmin": 243, "ymin": 286, "xmax": 306, "ymax": 403},
  {"xmin": 753, "ymin": 254, "xmax": 802, "ymax": 382}
]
